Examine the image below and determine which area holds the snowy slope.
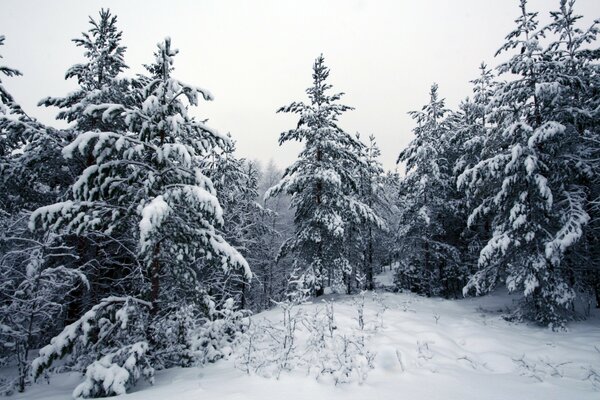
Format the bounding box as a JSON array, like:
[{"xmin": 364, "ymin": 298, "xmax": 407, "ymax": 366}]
[{"xmin": 15, "ymin": 290, "xmax": 600, "ymax": 400}]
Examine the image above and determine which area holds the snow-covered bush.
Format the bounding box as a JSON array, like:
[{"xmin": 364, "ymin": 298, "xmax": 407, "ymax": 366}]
[
  {"xmin": 31, "ymin": 297, "xmax": 153, "ymax": 396},
  {"xmin": 193, "ymin": 297, "xmax": 249, "ymax": 365},
  {"xmin": 72, "ymin": 342, "xmax": 154, "ymax": 398},
  {"xmin": 235, "ymin": 293, "xmax": 377, "ymax": 384},
  {"xmin": 148, "ymin": 304, "xmax": 197, "ymax": 369}
]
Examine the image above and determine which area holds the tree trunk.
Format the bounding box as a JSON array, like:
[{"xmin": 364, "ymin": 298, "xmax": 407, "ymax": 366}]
[
  {"xmin": 150, "ymin": 243, "xmax": 161, "ymax": 313},
  {"xmin": 366, "ymin": 226, "xmax": 374, "ymax": 291}
]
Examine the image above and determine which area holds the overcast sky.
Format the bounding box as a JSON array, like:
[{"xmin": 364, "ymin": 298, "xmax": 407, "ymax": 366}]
[{"xmin": 1, "ymin": 0, "xmax": 599, "ymax": 171}]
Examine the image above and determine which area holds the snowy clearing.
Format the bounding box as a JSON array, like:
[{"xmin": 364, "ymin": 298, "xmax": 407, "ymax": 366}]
[{"xmin": 15, "ymin": 290, "xmax": 600, "ymax": 400}]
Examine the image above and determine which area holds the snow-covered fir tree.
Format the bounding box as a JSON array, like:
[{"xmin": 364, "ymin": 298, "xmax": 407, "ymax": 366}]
[
  {"xmin": 458, "ymin": 0, "xmax": 598, "ymax": 327},
  {"xmin": 0, "ymin": 35, "xmax": 85, "ymax": 394},
  {"xmin": 541, "ymin": 0, "xmax": 600, "ymax": 309},
  {"xmin": 39, "ymin": 9, "xmax": 129, "ymax": 133},
  {"xmin": 32, "ymin": 36, "xmax": 250, "ymax": 311},
  {"xmin": 28, "ymin": 37, "xmax": 251, "ymax": 396},
  {"xmin": 204, "ymin": 140, "xmax": 276, "ymax": 310},
  {"xmin": 267, "ymin": 54, "xmax": 382, "ymax": 296},
  {"xmin": 395, "ymin": 84, "xmax": 462, "ymax": 297}
]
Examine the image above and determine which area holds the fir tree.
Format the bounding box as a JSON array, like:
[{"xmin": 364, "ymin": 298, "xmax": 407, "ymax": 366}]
[
  {"xmin": 459, "ymin": 0, "xmax": 597, "ymax": 327},
  {"xmin": 395, "ymin": 84, "xmax": 461, "ymax": 297},
  {"xmin": 39, "ymin": 9, "xmax": 128, "ymax": 133},
  {"xmin": 30, "ymin": 37, "xmax": 250, "ymax": 311},
  {"xmin": 267, "ymin": 55, "xmax": 382, "ymax": 296}
]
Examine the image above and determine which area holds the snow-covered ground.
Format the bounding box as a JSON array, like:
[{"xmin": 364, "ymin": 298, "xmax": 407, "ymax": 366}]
[{"xmin": 15, "ymin": 289, "xmax": 600, "ymax": 400}]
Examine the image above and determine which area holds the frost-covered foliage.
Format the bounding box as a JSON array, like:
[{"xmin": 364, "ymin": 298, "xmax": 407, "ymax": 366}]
[
  {"xmin": 458, "ymin": 0, "xmax": 600, "ymax": 328},
  {"xmin": 0, "ymin": 231, "xmax": 86, "ymax": 393},
  {"xmin": 30, "ymin": 37, "xmax": 250, "ymax": 311},
  {"xmin": 0, "ymin": 35, "xmax": 70, "ymax": 214},
  {"xmin": 194, "ymin": 297, "xmax": 249, "ymax": 364},
  {"xmin": 390, "ymin": 0, "xmax": 599, "ymax": 325},
  {"xmin": 31, "ymin": 294, "xmax": 249, "ymax": 397},
  {"xmin": 235, "ymin": 290, "xmax": 378, "ymax": 385},
  {"xmin": 353, "ymin": 134, "xmax": 390, "ymax": 291},
  {"xmin": 394, "ymin": 84, "xmax": 464, "ymax": 297},
  {"xmin": 248, "ymin": 160, "xmax": 296, "ymax": 310},
  {"xmin": 21, "ymin": 16, "xmax": 252, "ymax": 397},
  {"xmin": 31, "ymin": 297, "xmax": 152, "ymax": 379},
  {"xmin": 0, "ymin": 35, "xmax": 84, "ymax": 394},
  {"xmin": 39, "ymin": 9, "xmax": 129, "ymax": 132},
  {"xmin": 30, "ymin": 297, "xmax": 154, "ymax": 398},
  {"xmin": 268, "ymin": 54, "xmax": 383, "ymax": 296},
  {"xmin": 73, "ymin": 341, "xmax": 153, "ymax": 399},
  {"xmin": 204, "ymin": 141, "xmax": 277, "ymax": 309},
  {"xmin": 0, "ymin": 35, "xmax": 23, "ymax": 127}
]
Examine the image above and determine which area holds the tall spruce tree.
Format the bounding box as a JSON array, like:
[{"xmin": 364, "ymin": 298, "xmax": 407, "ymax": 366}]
[
  {"xmin": 458, "ymin": 0, "xmax": 597, "ymax": 327},
  {"xmin": 29, "ymin": 37, "xmax": 252, "ymax": 397},
  {"xmin": 267, "ymin": 54, "xmax": 382, "ymax": 296},
  {"xmin": 542, "ymin": 0, "xmax": 600, "ymax": 308}
]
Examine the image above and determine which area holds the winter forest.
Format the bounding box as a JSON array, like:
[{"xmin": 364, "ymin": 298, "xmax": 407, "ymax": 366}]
[{"xmin": 0, "ymin": 0, "xmax": 599, "ymax": 399}]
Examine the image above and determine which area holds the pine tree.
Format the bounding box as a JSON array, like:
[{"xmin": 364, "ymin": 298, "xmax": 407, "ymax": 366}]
[
  {"xmin": 395, "ymin": 84, "xmax": 461, "ymax": 296},
  {"xmin": 0, "ymin": 35, "xmax": 23, "ymax": 129},
  {"xmin": 267, "ymin": 55, "xmax": 382, "ymax": 296},
  {"xmin": 29, "ymin": 37, "xmax": 252, "ymax": 396},
  {"xmin": 459, "ymin": 0, "xmax": 597, "ymax": 327},
  {"xmin": 31, "ymin": 37, "xmax": 250, "ymax": 311},
  {"xmin": 543, "ymin": 0, "xmax": 600, "ymax": 309},
  {"xmin": 204, "ymin": 140, "xmax": 275, "ymax": 309},
  {"xmin": 445, "ymin": 65, "xmax": 499, "ymax": 293},
  {"xmin": 39, "ymin": 9, "xmax": 128, "ymax": 133},
  {"xmin": 0, "ymin": 37, "xmax": 83, "ymax": 393}
]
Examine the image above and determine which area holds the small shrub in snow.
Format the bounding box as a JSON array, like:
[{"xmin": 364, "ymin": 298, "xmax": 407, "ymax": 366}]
[
  {"xmin": 236, "ymin": 292, "xmax": 377, "ymax": 385},
  {"xmin": 149, "ymin": 304, "xmax": 197, "ymax": 369},
  {"xmin": 73, "ymin": 342, "xmax": 154, "ymax": 398},
  {"xmin": 194, "ymin": 297, "xmax": 249, "ymax": 365},
  {"xmin": 31, "ymin": 297, "xmax": 154, "ymax": 398}
]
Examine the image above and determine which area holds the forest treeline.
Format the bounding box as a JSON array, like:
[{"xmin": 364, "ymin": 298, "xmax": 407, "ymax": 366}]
[{"xmin": 0, "ymin": 0, "xmax": 598, "ymax": 396}]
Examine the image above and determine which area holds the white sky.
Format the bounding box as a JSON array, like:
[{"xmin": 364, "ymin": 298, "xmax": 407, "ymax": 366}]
[{"xmin": 1, "ymin": 0, "xmax": 599, "ymax": 171}]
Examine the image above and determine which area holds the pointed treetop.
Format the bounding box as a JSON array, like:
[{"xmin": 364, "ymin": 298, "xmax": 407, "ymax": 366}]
[
  {"xmin": 145, "ymin": 37, "xmax": 179, "ymax": 80},
  {"xmin": 67, "ymin": 8, "xmax": 128, "ymax": 89}
]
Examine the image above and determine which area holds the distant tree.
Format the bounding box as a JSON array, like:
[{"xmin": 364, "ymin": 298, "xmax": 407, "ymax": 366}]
[{"xmin": 355, "ymin": 133, "xmax": 389, "ymax": 290}]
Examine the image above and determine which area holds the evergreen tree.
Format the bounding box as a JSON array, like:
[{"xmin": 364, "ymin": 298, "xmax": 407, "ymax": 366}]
[
  {"xmin": 395, "ymin": 84, "xmax": 461, "ymax": 297},
  {"xmin": 39, "ymin": 8, "xmax": 128, "ymax": 133},
  {"xmin": 355, "ymin": 133, "xmax": 389, "ymax": 290},
  {"xmin": 34, "ymin": 10, "xmax": 135, "ymax": 324},
  {"xmin": 205, "ymin": 140, "xmax": 275, "ymax": 309},
  {"xmin": 543, "ymin": 0, "xmax": 600, "ymax": 308},
  {"xmin": 0, "ymin": 35, "xmax": 84, "ymax": 393},
  {"xmin": 31, "ymin": 37, "xmax": 250, "ymax": 311},
  {"xmin": 267, "ymin": 55, "xmax": 382, "ymax": 296},
  {"xmin": 458, "ymin": 0, "xmax": 597, "ymax": 327}
]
